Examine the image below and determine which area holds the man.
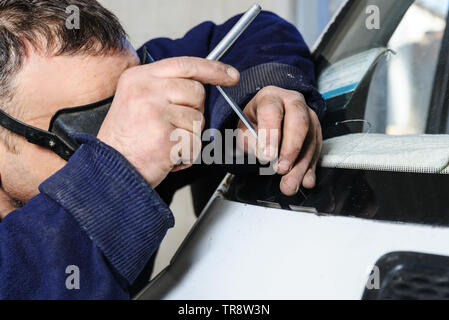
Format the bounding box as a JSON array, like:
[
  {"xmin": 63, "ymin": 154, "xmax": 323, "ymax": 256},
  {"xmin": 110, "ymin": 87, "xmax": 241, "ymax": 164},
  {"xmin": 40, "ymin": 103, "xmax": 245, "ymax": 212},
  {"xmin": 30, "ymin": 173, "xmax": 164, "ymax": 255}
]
[{"xmin": 0, "ymin": 0, "xmax": 325, "ymax": 299}]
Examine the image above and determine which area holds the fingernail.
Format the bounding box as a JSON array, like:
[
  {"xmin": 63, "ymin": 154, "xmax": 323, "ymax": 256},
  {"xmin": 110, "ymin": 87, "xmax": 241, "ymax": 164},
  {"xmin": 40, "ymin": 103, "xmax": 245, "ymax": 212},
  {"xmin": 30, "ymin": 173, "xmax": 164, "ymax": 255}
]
[
  {"xmin": 285, "ymin": 178, "xmax": 299, "ymax": 195},
  {"xmin": 309, "ymin": 172, "xmax": 316, "ymax": 184},
  {"xmin": 305, "ymin": 170, "xmax": 316, "ymax": 186},
  {"xmin": 277, "ymin": 160, "xmax": 291, "ymax": 173},
  {"xmin": 226, "ymin": 66, "xmax": 240, "ymax": 80}
]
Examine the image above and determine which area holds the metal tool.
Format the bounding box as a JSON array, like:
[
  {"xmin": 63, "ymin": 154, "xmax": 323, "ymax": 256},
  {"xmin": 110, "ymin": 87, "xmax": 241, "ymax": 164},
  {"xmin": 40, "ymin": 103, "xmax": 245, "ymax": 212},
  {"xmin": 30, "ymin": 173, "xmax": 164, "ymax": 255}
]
[
  {"xmin": 207, "ymin": 4, "xmax": 262, "ymax": 61},
  {"xmin": 206, "ymin": 4, "xmax": 261, "ymax": 139}
]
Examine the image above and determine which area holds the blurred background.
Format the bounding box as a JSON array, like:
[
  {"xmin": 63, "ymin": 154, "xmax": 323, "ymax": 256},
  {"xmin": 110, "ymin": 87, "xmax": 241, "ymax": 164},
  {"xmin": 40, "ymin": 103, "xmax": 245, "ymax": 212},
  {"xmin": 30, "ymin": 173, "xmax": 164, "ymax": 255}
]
[
  {"xmin": 97, "ymin": 0, "xmax": 345, "ymax": 277},
  {"xmin": 98, "ymin": 0, "xmax": 345, "ymax": 48}
]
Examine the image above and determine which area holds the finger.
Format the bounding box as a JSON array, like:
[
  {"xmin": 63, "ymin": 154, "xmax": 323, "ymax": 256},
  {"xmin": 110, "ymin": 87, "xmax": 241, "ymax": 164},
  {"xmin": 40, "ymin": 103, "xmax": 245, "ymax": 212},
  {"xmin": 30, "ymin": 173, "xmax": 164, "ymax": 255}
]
[
  {"xmin": 302, "ymin": 142, "xmax": 319, "ymax": 189},
  {"xmin": 236, "ymin": 100, "xmax": 258, "ymax": 155},
  {"xmin": 164, "ymin": 79, "xmax": 206, "ymax": 111},
  {"xmin": 251, "ymin": 95, "xmax": 284, "ymax": 161},
  {"xmin": 276, "ymin": 96, "xmax": 310, "ymax": 175},
  {"xmin": 280, "ymin": 128, "xmax": 317, "ymax": 196},
  {"xmin": 169, "ymin": 128, "xmax": 202, "ymax": 168},
  {"xmin": 303, "ymin": 113, "xmax": 323, "ymax": 189},
  {"xmin": 167, "ymin": 105, "xmax": 205, "ymax": 134},
  {"xmin": 237, "ymin": 120, "xmax": 258, "ymax": 156},
  {"xmin": 146, "ymin": 57, "xmax": 240, "ymax": 87}
]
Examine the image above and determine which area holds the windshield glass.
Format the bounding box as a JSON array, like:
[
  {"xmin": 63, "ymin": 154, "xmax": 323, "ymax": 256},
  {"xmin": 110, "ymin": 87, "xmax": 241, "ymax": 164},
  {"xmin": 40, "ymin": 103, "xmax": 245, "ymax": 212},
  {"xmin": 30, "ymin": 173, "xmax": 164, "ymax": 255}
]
[
  {"xmin": 365, "ymin": 0, "xmax": 449, "ymax": 135},
  {"xmin": 317, "ymin": 0, "xmax": 449, "ymax": 176}
]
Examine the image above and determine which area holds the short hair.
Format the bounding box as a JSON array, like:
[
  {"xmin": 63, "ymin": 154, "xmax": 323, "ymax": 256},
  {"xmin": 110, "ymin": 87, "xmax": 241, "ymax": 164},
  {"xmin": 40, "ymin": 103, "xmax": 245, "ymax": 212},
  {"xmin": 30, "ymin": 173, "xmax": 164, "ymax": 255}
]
[{"xmin": 0, "ymin": 0, "xmax": 127, "ymax": 148}]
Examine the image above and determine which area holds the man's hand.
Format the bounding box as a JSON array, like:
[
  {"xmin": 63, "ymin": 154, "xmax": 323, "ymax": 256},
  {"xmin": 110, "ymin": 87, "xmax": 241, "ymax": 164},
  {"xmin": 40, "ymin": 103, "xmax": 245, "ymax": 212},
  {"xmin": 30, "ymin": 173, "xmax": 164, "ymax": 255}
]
[
  {"xmin": 98, "ymin": 57, "xmax": 240, "ymax": 188},
  {"xmin": 238, "ymin": 86, "xmax": 322, "ymax": 196}
]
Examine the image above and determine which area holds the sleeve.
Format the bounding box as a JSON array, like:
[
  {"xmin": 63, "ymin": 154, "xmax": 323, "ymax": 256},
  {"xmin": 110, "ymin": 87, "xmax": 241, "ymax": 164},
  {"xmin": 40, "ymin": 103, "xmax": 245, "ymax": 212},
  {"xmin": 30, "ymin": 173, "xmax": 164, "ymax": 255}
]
[
  {"xmin": 0, "ymin": 134, "xmax": 174, "ymax": 299},
  {"xmin": 139, "ymin": 10, "xmax": 326, "ymax": 132}
]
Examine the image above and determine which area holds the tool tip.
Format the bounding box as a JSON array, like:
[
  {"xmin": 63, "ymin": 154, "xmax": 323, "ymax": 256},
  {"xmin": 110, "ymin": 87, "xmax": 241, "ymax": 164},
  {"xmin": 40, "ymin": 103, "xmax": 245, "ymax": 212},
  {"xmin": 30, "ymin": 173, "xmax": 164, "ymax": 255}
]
[{"xmin": 252, "ymin": 3, "xmax": 262, "ymax": 11}]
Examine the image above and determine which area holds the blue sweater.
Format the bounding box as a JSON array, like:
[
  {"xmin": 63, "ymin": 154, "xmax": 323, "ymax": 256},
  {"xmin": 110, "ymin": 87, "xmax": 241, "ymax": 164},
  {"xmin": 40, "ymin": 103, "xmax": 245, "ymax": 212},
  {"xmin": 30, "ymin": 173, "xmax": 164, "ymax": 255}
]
[{"xmin": 0, "ymin": 12, "xmax": 324, "ymax": 299}]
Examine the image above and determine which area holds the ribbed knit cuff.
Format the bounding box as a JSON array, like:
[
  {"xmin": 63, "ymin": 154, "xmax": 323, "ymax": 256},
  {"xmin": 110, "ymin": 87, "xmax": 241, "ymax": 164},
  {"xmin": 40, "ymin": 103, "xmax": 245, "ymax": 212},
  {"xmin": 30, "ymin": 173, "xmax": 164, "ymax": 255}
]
[
  {"xmin": 210, "ymin": 62, "xmax": 326, "ymax": 131},
  {"xmin": 39, "ymin": 133, "xmax": 174, "ymax": 285}
]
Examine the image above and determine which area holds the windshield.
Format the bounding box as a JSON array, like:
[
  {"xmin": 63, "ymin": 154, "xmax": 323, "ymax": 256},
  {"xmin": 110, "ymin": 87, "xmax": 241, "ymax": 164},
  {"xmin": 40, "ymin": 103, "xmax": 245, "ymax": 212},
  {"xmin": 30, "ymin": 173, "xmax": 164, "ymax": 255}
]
[
  {"xmin": 316, "ymin": 0, "xmax": 449, "ymax": 175},
  {"xmin": 317, "ymin": 0, "xmax": 449, "ymax": 176},
  {"xmin": 366, "ymin": 0, "xmax": 449, "ymax": 135}
]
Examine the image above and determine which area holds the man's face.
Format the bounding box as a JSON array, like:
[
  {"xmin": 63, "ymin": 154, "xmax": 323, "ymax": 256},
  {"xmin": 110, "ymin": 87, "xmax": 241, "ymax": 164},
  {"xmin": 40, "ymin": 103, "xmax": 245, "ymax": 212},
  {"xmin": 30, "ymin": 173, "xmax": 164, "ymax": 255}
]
[{"xmin": 0, "ymin": 44, "xmax": 140, "ymax": 203}]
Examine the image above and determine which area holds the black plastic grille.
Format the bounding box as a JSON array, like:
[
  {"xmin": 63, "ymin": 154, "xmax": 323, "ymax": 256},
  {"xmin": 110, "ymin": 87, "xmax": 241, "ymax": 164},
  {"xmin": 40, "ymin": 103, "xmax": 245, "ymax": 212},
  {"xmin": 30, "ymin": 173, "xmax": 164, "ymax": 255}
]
[{"xmin": 363, "ymin": 252, "xmax": 449, "ymax": 300}]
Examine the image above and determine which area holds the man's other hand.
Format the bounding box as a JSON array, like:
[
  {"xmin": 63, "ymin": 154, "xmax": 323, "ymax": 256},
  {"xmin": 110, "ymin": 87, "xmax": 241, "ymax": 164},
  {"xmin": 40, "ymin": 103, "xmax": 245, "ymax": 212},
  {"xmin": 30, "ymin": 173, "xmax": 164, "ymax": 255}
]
[
  {"xmin": 238, "ymin": 86, "xmax": 322, "ymax": 196},
  {"xmin": 98, "ymin": 57, "xmax": 240, "ymax": 188}
]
